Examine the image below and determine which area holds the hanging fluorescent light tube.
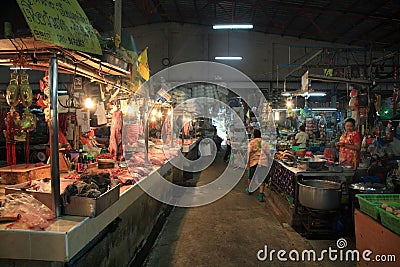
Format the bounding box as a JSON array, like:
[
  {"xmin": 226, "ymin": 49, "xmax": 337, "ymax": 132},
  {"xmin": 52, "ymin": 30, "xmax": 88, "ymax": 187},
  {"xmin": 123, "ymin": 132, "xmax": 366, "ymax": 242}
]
[
  {"xmin": 312, "ymin": 107, "xmax": 337, "ymax": 111},
  {"xmin": 281, "ymin": 92, "xmax": 291, "ymax": 96},
  {"xmin": 213, "ymin": 24, "xmax": 253, "ymax": 30},
  {"xmin": 272, "ymin": 108, "xmax": 300, "ymax": 111},
  {"xmin": 215, "ymin": 56, "xmax": 242, "ymax": 60},
  {"xmin": 10, "ymin": 67, "xmax": 31, "ymax": 70},
  {"xmin": 302, "ymin": 92, "xmax": 327, "ymax": 97},
  {"xmin": 272, "ymin": 107, "xmax": 336, "ymax": 111}
]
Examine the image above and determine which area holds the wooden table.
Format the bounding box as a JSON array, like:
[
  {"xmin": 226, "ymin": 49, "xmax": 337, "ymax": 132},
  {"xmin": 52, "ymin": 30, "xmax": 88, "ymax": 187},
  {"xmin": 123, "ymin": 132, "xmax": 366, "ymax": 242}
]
[{"xmin": 0, "ymin": 164, "xmax": 51, "ymax": 184}]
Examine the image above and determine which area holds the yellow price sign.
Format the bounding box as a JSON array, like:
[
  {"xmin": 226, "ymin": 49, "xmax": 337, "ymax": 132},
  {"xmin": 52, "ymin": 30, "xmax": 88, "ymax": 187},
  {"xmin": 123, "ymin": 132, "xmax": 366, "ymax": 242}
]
[{"xmin": 16, "ymin": 0, "xmax": 102, "ymax": 55}]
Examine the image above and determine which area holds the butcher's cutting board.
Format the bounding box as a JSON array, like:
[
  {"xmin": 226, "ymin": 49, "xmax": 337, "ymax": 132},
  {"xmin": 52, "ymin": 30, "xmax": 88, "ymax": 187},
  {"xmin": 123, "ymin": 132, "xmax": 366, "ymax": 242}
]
[{"xmin": 0, "ymin": 164, "xmax": 51, "ymax": 185}]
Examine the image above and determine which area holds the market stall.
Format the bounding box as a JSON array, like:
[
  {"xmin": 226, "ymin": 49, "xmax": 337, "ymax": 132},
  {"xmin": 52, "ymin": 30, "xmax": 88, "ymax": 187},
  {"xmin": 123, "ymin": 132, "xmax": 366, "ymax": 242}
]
[
  {"xmin": 270, "ymin": 158, "xmax": 355, "ymax": 199},
  {"xmin": 0, "ymin": 163, "xmax": 175, "ymax": 265},
  {"xmin": 0, "ymin": 0, "xmax": 187, "ymax": 264}
]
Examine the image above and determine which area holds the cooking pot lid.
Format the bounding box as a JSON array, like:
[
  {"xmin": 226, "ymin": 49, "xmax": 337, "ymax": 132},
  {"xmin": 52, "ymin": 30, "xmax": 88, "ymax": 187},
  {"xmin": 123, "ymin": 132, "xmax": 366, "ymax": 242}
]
[{"xmin": 349, "ymin": 182, "xmax": 386, "ymax": 191}]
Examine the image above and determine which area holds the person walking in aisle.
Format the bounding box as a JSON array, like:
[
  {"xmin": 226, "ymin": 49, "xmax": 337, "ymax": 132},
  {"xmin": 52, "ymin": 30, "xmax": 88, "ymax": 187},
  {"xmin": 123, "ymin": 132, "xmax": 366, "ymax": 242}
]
[
  {"xmin": 223, "ymin": 131, "xmax": 231, "ymax": 162},
  {"xmin": 246, "ymin": 129, "xmax": 270, "ymax": 202},
  {"xmin": 294, "ymin": 125, "xmax": 308, "ymax": 149}
]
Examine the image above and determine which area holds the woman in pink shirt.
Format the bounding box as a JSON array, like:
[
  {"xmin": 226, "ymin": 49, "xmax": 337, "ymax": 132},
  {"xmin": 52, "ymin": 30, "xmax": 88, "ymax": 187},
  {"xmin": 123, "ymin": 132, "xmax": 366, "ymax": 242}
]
[{"xmin": 335, "ymin": 118, "xmax": 361, "ymax": 169}]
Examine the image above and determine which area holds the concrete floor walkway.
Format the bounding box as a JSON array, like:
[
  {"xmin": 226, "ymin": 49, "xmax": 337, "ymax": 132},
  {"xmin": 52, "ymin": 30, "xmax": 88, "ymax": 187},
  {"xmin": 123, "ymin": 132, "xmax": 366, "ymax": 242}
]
[{"xmin": 143, "ymin": 152, "xmax": 356, "ymax": 267}]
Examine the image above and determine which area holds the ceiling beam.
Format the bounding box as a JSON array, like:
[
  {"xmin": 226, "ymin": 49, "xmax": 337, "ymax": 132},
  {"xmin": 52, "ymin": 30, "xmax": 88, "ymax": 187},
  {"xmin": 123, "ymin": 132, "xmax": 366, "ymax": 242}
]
[
  {"xmin": 285, "ymin": 49, "xmax": 323, "ymax": 79},
  {"xmin": 134, "ymin": 0, "xmax": 152, "ymax": 23},
  {"xmin": 217, "ymin": 2, "xmax": 232, "ymax": 19},
  {"xmin": 250, "ymin": 1, "xmax": 257, "ymax": 22},
  {"xmin": 79, "ymin": 0, "xmax": 114, "ymax": 32},
  {"xmin": 301, "ymin": 0, "xmax": 354, "ymax": 40},
  {"xmin": 231, "ymin": 0, "xmax": 236, "ymax": 23},
  {"xmin": 194, "ymin": 0, "xmax": 201, "ymax": 24},
  {"xmin": 122, "ymin": 1, "xmax": 137, "ymax": 28},
  {"xmin": 260, "ymin": 20, "xmax": 381, "ymax": 48},
  {"xmin": 364, "ymin": 20, "xmax": 392, "ymax": 40},
  {"xmin": 303, "ymin": 13, "xmax": 324, "ymax": 35},
  {"xmin": 214, "ymin": 2, "xmax": 217, "ymax": 20},
  {"xmin": 331, "ymin": 0, "xmax": 389, "ymax": 43},
  {"xmin": 151, "ymin": 0, "xmax": 169, "ymax": 22},
  {"xmin": 256, "ymin": 1, "xmax": 400, "ymax": 23},
  {"xmin": 308, "ymin": 73, "xmax": 372, "ymax": 85},
  {"xmin": 282, "ymin": 0, "xmax": 307, "ymax": 36},
  {"xmin": 174, "ymin": 0, "xmax": 183, "ymax": 21},
  {"xmin": 375, "ymin": 24, "xmax": 400, "ymax": 44}
]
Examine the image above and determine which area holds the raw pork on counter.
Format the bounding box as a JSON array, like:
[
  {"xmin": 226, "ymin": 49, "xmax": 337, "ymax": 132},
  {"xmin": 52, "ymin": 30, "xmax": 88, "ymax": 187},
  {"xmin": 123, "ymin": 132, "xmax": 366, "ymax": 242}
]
[
  {"xmin": 0, "ymin": 193, "xmax": 55, "ymax": 230},
  {"xmin": 109, "ymin": 109, "xmax": 123, "ymax": 161}
]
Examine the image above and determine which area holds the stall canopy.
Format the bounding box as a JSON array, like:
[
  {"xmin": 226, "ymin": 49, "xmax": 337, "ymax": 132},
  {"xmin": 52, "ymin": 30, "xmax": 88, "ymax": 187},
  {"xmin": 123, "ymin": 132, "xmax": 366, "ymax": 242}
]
[{"xmin": 0, "ymin": 37, "xmax": 134, "ymax": 92}]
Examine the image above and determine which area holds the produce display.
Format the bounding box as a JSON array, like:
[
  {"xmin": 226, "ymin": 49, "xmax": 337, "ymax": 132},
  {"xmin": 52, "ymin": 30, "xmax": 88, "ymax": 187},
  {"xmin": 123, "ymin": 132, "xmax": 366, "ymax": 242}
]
[{"xmin": 381, "ymin": 203, "xmax": 400, "ymax": 218}]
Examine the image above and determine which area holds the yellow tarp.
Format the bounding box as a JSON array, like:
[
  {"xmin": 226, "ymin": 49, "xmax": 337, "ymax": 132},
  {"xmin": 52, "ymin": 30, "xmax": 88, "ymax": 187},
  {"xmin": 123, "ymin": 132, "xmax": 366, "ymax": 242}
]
[
  {"xmin": 16, "ymin": 0, "xmax": 102, "ymax": 55},
  {"xmin": 137, "ymin": 47, "xmax": 150, "ymax": 81}
]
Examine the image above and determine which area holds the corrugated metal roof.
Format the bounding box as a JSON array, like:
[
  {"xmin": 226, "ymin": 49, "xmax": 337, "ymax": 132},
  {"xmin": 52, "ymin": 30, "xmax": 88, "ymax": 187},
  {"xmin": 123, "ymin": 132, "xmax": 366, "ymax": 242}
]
[{"xmin": 2, "ymin": 0, "xmax": 399, "ymax": 49}]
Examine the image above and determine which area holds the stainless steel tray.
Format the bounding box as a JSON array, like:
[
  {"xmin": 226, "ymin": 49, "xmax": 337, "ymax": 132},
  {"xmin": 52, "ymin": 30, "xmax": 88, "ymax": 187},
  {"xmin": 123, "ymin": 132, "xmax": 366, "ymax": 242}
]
[{"xmin": 62, "ymin": 183, "xmax": 120, "ymax": 217}]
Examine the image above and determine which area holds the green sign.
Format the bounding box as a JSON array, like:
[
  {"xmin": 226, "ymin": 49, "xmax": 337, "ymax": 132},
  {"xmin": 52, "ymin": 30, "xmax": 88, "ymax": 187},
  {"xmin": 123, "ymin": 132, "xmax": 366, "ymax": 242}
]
[{"xmin": 16, "ymin": 0, "xmax": 102, "ymax": 55}]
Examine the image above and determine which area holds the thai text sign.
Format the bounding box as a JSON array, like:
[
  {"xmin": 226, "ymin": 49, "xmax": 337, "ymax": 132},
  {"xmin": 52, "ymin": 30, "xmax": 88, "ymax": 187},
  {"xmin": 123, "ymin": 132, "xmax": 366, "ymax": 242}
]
[{"xmin": 16, "ymin": 0, "xmax": 102, "ymax": 55}]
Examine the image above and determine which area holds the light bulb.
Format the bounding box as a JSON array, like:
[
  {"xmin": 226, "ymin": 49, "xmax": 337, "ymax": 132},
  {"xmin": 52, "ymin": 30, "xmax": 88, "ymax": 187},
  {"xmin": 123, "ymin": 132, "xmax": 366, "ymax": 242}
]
[
  {"xmin": 85, "ymin": 97, "xmax": 94, "ymax": 109},
  {"xmin": 126, "ymin": 105, "xmax": 134, "ymax": 114},
  {"xmin": 157, "ymin": 111, "xmax": 162, "ymax": 118},
  {"xmin": 151, "ymin": 116, "xmax": 156, "ymax": 122},
  {"xmin": 274, "ymin": 111, "xmax": 280, "ymax": 121},
  {"xmin": 151, "ymin": 109, "xmax": 157, "ymax": 116}
]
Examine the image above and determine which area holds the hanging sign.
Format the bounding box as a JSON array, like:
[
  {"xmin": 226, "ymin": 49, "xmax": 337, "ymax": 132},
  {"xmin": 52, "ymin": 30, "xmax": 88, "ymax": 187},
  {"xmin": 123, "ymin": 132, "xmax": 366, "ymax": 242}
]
[
  {"xmin": 16, "ymin": 0, "xmax": 102, "ymax": 55},
  {"xmin": 157, "ymin": 88, "xmax": 171, "ymax": 102}
]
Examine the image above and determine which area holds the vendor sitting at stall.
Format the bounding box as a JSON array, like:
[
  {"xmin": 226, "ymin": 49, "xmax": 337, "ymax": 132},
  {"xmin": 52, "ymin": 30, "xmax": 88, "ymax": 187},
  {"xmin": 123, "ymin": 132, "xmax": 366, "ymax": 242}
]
[
  {"xmin": 335, "ymin": 118, "xmax": 362, "ymax": 169},
  {"xmin": 294, "ymin": 125, "xmax": 308, "ymax": 149}
]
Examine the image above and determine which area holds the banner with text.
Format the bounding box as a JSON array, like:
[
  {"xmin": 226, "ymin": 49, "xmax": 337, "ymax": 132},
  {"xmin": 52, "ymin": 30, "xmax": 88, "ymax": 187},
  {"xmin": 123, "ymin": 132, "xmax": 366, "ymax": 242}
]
[{"xmin": 16, "ymin": 0, "xmax": 102, "ymax": 55}]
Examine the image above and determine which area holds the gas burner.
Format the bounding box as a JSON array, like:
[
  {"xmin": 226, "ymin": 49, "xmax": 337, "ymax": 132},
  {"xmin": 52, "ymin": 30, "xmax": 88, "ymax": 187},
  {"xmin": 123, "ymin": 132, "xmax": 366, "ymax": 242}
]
[{"xmin": 296, "ymin": 205, "xmax": 343, "ymax": 239}]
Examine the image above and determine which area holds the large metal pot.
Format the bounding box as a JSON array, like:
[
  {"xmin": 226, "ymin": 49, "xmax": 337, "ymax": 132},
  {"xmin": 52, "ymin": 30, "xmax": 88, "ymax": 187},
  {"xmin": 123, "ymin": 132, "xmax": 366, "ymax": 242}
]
[
  {"xmin": 307, "ymin": 158, "xmax": 327, "ymax": 171},
  {"xmin": 298, "ymin": 158, "xmax": 327, "ymax": 171},
  {"xmin": 298, "ymin": 179, "xmax": 343, "ymax": 210}
]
